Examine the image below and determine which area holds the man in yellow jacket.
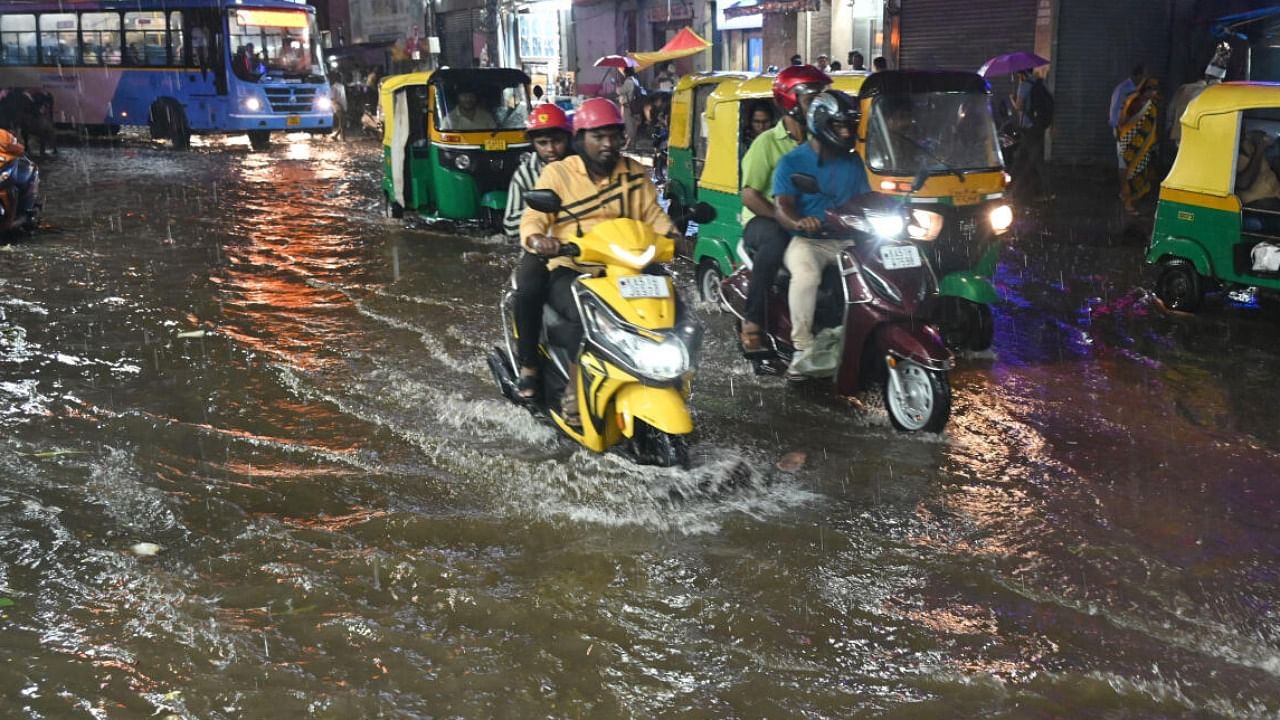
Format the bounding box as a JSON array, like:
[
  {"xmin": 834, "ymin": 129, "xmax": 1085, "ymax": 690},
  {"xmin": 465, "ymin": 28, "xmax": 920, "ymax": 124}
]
[{"xmin": 520, "ymin": 98, "xmax": 674, "ymax": 426}]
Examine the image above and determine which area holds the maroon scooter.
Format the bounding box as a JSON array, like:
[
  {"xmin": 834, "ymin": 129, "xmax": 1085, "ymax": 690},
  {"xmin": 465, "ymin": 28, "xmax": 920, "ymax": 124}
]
[{"xmin": 721, "ymin": 176, "xmax": 954, "ymax": 432}]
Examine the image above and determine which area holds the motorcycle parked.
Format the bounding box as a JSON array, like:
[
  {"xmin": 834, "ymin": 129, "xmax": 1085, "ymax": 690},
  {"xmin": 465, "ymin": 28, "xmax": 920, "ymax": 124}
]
[
  {"xmin": 0, "ymin": 151, "xmax": 40, "ymax": 236},
  {"xmin": 487, "ymin": 190, "xmax": 715, "ymax": 467},
  {"xmin": 720, "ymin": 174, "xmax": 954, "ymax": 433}
]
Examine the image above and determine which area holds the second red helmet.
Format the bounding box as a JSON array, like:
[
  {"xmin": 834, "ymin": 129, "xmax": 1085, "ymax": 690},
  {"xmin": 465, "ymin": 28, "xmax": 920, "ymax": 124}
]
[
  {"xmin": 526, "ymin": 104, "xmax": 572, "ymax": 135},
  {"xmin": 573, "ymin": 98, "xmax": 625, "ymax": 132},
  {"xmin": 772, "ymin": 64, "xmax": 832, "ymax": 116}
]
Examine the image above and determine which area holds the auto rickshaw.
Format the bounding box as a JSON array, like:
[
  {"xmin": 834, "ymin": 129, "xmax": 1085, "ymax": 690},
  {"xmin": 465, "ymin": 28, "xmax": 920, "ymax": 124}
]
[
  {"xmin": 667, "ymin": 71, "xmax": 869, "ymax": 303},
  {"xmin": 1147, "ymin": 83, "xmax": 1280, "ymax": 311},
  {"xmin": 380, "ymin": 68, "xmax": 532, "ymax": 227},
  {"xmin": 856, "ymin": 70, "xmax": 1013, "ymax": 350}
]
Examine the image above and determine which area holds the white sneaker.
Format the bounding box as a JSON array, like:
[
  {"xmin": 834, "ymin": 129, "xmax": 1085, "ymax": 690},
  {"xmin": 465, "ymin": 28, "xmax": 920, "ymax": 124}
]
[{"xmin": 786, "ymin": 348, "xmax": 812, "ymax": 379}]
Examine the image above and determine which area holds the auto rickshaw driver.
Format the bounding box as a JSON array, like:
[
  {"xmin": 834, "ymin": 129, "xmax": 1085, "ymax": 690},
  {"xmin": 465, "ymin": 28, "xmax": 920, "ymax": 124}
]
[{"xmin": 738, "ymin": 64, "xmax": 832, "ymax": 353}]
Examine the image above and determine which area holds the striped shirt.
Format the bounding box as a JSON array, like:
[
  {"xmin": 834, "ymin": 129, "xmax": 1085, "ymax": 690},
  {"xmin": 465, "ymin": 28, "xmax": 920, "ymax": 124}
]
[
  {"xmin": 519, "ymin": 155, "xmax": 674, "ymax": 273},
  {"xmin": 503, "ymin": 151, "xmax": 545, "ymax": 237}
]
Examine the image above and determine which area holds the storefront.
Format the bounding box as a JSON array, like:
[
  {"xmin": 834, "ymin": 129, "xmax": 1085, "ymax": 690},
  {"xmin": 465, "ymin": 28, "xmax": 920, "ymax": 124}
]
[{"xmin": 717, "ymin": 0, "xmax": 762, "ymax": 72}]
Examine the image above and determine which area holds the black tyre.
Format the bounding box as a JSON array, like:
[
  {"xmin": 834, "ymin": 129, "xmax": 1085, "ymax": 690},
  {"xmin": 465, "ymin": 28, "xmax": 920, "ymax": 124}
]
[
  {"xmin": 632, "ymin": 421, "xmax": 691, "ymax": 468},
  {"xmin": 248, "ymin": 130, "xmax": 271, "ymax": 152},
  {"xmin": 1155, "ymin": 258, "xmax": 1203, "ymax": 312},
  {"xmin": 382, "ymin": 192, "xmax": 404, "ymax": 219},
  {"xmin": 149, "ymin": 99, "xmax": 189, "ymax": 150},
  {"xmin": 940, "ymin": 297, "xmax": 995, "ymax": 352},
  {"xmin": 696, "ymin": 260, "xmax": 724, "ymax": 305},
  {"xmin": 883, "ymin": 359, "xmax": 951, "ymax": 433}
]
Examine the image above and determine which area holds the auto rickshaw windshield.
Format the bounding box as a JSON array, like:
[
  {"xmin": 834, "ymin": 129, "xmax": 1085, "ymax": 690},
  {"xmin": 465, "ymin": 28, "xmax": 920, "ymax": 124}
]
[
  {"xmin": 436, "ymin": 81, "xmax": 529, "ymax": 131},
  {"xmin": 865, "ymin": 91, "xmax": 1002, "ymax": 175}
]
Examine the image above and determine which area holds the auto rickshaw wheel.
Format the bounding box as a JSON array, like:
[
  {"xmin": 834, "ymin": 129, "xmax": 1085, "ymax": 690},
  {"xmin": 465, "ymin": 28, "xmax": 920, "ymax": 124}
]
[
  {"xmin": 247, "ymin": 130, "xmax": 271, "ymax": 152},
  {"xmin": 696, "ymin": 260, "xmax": 724, "ymax": 305},
  {"xmin": 1155, "ymin": 258, "xmax": 1203, "ymax": 312},
  {"xmin": 382, "ymin": 192, "xmax": 403, "ymax": 219}
]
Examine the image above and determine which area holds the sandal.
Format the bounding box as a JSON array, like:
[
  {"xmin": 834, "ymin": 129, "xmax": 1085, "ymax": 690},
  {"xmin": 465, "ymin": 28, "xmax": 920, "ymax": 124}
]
[
  {"xmin": 516, "ymin": 368, "xmax": 539, "ymax": 401},
  {"xmin": 560, "ymin": 388, "xmax": 583, "ymax": 429}
]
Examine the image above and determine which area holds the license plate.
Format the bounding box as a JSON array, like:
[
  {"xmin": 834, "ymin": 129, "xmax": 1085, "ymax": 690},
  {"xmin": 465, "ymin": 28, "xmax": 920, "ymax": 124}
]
[
  {"xmin": 485, "ymin": 137, "xmax": 507, "ymax": 151},
  {"xmin": 286, "ymin": 115, "xmax": 301, "ymax": 126},
  {"xmin": 617, "ymin": 275, "xmax": 670, "ymax": 299},
  {"xmin": 880, "ymin": 244, "xmax": 922, "ymax": 270},
  {"xmin": 953, "ymin": 189, "xmax": 980, "ymax": 206}
]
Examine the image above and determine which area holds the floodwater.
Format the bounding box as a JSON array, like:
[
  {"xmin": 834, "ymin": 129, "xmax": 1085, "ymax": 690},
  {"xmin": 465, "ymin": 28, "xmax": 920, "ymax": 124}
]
[{"xmin": 0, "ymin": 135, "xmax": 1277, "ymax": 719}]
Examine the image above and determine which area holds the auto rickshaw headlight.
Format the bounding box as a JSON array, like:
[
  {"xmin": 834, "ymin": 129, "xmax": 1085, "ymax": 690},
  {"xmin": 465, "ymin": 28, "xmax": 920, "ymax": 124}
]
[
  {"xmin": 908, "ymin": 209, "xmax": 943, "ymax": 241},
  {"xmin": 989, "ymin": 204, "xmax": 1013, "ymax": 234},
  {"xmin": 454, "ymin": 153, "xmax": 472, "ymax": 170}
]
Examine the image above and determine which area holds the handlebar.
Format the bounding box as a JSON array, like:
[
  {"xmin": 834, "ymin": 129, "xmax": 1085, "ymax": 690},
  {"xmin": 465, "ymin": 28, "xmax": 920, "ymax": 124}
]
[{"xmin": 559, "ymin": 242, "xmax": 581, "ymax": 257}]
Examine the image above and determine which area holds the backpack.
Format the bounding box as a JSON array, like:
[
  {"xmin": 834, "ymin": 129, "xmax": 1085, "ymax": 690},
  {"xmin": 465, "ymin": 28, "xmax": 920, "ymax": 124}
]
[{"xmin": 1028, "ymin": 79, "xmax": 1054, "ymax": 129}]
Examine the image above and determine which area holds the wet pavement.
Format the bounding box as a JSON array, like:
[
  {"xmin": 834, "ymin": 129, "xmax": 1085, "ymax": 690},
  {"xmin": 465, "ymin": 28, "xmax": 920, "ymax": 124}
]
[{"xmin": 1, "ymin": 134, "xmax": 1278, "ymax": 718}]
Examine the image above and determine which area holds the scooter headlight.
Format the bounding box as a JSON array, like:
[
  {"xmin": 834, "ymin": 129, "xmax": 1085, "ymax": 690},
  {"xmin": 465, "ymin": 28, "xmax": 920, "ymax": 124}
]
[
  {"xmin": 583, "ymin": 299, "xmax": 692, "ymax": 382},
  {"xmin": 989, "ymin": 203, "xmax": 1013, "ymax": 234},
  {"xmin": 868, "ymin": 214, "xmax": 905, "ymax": 239}
]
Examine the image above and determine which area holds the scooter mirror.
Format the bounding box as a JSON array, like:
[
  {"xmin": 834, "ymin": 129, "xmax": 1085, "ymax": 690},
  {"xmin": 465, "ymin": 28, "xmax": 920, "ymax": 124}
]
[
  {"xmin": 691, "ymin": 202, "xmax": 716, "ymax": 225},
  {"xmin": 523, "ymin": 189, "xmax": 563, "ymax": 215},
  {"xmin": 789, "ymin": 173, "xmax": 821, "ymax": 195}
]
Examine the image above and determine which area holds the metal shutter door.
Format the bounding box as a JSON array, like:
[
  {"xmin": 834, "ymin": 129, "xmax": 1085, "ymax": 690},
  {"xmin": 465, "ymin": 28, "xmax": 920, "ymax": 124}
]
[
  {"xmin": 1051, "ymin": 1, "xmax": 1172, "ymax": 163},
  {"xmin": 899, "ymin": 0, "xmax": 1037, "ymax": 74}
]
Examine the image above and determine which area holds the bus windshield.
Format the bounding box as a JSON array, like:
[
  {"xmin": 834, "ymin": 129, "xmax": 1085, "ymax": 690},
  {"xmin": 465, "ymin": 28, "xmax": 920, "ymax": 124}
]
[
  {"xmin": 865, "ymin": 92, "xmax": 1003, "ymax": 175},
  {"xmin": 436, "ymin": 80, "xmax": 529, "ymax": 131},
  {"xmin": 227, "ymin": 8, "xmax": 322, "ymax": 80}
]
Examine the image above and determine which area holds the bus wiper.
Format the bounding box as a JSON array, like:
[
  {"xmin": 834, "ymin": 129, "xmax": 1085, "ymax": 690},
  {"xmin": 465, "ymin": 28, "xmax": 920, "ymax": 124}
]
[{"xmin": 892, "ymin": 130, "xmax": 965, "ymax": 182}]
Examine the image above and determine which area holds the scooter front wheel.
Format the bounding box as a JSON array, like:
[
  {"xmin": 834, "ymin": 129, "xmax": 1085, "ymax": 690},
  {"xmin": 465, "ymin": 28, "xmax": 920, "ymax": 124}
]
[
  {"xmin": 884, "ymin": 359, "xmax": 951, "ymax": 433},
  {"xmin": 631, "ymin": 420, "xmax": 691, "ymax": 468}
]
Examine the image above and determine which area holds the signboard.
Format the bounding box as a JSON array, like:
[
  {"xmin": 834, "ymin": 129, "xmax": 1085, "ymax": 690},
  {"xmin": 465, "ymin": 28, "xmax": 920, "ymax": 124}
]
[{"xmin": 350, "ymin": 0, "xmax": 426, "ymax": 45}]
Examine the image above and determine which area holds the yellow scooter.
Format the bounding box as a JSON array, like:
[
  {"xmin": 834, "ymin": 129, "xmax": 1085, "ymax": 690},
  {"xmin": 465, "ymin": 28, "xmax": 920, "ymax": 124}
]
[{"xmin": 487, "ymin": 190, "xmax": 713, "ymax": 467}]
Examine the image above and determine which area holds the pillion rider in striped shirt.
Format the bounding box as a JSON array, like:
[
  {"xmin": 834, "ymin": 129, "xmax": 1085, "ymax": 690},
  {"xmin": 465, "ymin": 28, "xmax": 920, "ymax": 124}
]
[{"xmin": 505, "ymin": 104, "xmax": 575, "ymax": 402}]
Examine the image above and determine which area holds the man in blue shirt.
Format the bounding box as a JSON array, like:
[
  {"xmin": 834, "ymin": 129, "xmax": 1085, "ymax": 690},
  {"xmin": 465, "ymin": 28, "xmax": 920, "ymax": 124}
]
[{"xmin": 774, "ymin": 91, "xmax": 870, "ymax": 373}]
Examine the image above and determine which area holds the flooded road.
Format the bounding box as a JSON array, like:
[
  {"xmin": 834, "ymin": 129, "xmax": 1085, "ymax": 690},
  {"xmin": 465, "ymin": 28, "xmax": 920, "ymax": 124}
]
[{"xmin": 1, "ymin": 136, "xmax": 1278, "ymax": 718}]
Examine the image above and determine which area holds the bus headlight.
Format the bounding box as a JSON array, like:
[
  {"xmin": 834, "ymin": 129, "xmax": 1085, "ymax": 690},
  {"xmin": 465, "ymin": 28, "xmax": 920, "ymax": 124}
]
[
  {"xmin": 243, "ymin": 97, "xmax": 262, "ymax": 112},
  {"xmin": 989, "ymin": 204, "xmax": 1013, "ymax": 233},
  {"xmin": 315, "ymin": 95, "xmax": 333, "ymax": 112}
]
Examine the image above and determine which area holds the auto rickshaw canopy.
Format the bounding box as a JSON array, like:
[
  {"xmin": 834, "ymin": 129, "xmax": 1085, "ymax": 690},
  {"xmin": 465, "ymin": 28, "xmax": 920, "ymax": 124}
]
[{"xmin": 1165, "ymin": 82, "xmax": 1280, "ymax": 198}]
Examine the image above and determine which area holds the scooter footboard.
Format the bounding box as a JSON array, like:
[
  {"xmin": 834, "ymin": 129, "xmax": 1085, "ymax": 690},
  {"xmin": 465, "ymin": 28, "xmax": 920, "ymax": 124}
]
[
  {"xmin": 614, "ymin": 384, "xmax": 693, "ymax": 438},
  {"xmin": 873, "ymin": 322, "xmax": 954, "ymax": 371}
]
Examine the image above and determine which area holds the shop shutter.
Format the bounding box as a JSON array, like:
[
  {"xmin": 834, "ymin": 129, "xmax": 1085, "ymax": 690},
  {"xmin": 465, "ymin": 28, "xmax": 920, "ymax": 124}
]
[
  {"xmin": 1051, "ymin": 1, "xmax": 1172, "ymax": 163},
  {"xmin": 898, "ymin": 0, "xmax": 1037, "ymax": 75}
]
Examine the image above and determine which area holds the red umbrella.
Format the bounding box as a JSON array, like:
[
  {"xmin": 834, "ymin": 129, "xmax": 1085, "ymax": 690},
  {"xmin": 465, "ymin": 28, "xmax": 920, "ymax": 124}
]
[
  {"xmin": 595, "ymin": 55, "xmax": 639, "ymax": 69},
  {"xmin": 978, "ymin": 51, "xmax": 1049, "ymax": 78}
]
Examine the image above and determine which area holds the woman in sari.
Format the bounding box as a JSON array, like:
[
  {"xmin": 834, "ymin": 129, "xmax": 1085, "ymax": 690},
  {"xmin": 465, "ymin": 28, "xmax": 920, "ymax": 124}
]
[{"xmin": 1117, "ymin": 77, "xmax": 1160, "ymax": 213}]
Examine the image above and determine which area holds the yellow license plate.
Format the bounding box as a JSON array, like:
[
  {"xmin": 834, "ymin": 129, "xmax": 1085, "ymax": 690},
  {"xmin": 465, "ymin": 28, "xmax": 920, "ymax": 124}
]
[
  {"xmin": 286, "ymin": 115, "xmax": 301, "ymax": 126},
  {"xmin": 953, "ymin": 189, "xmax": 980, "ymax": 206},
  {"xmin": 484, "ymin": 138, "xmax": 507, "ymax": 151}
]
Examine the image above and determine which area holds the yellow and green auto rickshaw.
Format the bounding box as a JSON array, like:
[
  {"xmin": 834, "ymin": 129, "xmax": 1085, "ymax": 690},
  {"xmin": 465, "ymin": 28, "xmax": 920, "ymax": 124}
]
[
  {"xmin": 379, "ymin": 68, "xmax": 532, "ymax": 227},
  {"xmin": 856, "ymin": 70, "xmax": 1013, "ymax": 350},
  {"xmin": 666, "ymin": 71, "xmax": 869, "ymax": 302},
  {"xmin": 1148, "ymin": 82, "xmax": 1280, "ymax": 311}
]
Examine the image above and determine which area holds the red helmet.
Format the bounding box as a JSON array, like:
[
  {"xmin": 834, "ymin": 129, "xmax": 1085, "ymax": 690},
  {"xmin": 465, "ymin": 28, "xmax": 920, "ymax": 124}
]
[
  {"xmin": 574, "ymin": 98, "xmax": 625, "ymax": 132},
  {"xmin": 526, "ymin": 104, "xmax": 572, "ymax": 136},
  {"xmin": 772, "ymin": 64, "xmax": 832, "ymax": 116}
]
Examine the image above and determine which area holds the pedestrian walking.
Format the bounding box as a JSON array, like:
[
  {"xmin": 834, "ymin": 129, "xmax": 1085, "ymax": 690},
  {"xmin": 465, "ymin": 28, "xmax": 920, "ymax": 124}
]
[
  {"xmin": 1110, "ymin": 64, "xmax": 1145, "ymax": 209},
  {"xmin": 1010, "ymin": 69, "xmax": 1053, "ymax": 202},
  {"xmin": 815, "ymin": 54, "xmax": 831, "ymax": 73},
  {"xmin": 618, "ymin": 66, "xmax": 644, "ymax": 150},
  {"xmin": 328, "ymin": 72, "xmax": 348, "ymax": 140},
  {"xmin": 848, "ymin": 50, "xmax": 865, "ymax": 71},
  {"xmin": 1117, "ymin": 77, "xmax": 1161, "ymax": 214},
  {"xmin": 789, "ymin": 54, "xmax": 803, "ymax": 66}
]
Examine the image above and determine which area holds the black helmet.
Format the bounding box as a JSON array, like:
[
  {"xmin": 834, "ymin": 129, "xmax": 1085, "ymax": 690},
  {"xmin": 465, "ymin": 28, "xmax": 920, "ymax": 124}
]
[{"xmin": 805, "ymin": 90, "xmax": 860, "ymax": 153}]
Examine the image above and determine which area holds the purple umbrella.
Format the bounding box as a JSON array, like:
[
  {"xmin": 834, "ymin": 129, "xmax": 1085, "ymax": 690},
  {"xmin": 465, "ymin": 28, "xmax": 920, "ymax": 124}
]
[{"xmin": 978, "ymin": 51, "xmax": 1049, "ymax": 78}]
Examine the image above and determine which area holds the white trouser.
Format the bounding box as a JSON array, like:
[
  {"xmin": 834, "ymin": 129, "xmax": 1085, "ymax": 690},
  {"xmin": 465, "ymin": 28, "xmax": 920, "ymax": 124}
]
[{"xmin": 783, "ymin": 237, "xmax": 843, "ymax": 351}]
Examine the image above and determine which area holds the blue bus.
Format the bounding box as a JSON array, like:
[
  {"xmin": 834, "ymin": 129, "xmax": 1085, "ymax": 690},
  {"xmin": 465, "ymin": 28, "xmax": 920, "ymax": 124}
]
[{"xmin": 0, "ymin": 0, "xmax": 332, "ymax": 149}]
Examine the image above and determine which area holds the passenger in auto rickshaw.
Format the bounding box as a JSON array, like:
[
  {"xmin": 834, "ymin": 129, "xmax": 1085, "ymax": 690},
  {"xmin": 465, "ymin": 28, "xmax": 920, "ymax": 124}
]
[
  {"xmin": 442, "ymin": 88, "xmax": 498, "ymax": 130},
  {"xmin": 743, "ymin": 101, "xmax": 775, "ymax": 148},
  {"xmin": 738, "ymin": 65, "xmax": 831, "ymax": 353}
]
